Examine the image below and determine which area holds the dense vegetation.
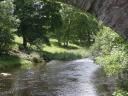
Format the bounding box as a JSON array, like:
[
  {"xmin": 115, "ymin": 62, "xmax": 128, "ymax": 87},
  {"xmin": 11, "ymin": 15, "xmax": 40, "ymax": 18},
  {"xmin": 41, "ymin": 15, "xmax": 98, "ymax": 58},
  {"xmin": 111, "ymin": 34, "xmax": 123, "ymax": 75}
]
[
  {"xmin": 1, "ymin": 0, "xmax": 128, "ymax": 95},
  {"xmin": 0, "ymin": 0, "xmax": 98, "ymax": 70},
  {"xmin": 91, "ymin": 26, "xmax": 128, "ymax": 95}
]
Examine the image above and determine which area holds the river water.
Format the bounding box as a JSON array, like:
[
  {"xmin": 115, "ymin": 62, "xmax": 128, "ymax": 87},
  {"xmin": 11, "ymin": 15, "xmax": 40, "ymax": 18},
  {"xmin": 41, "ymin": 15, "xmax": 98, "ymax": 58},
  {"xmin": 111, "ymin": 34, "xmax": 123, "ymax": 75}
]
[{"xmin": 0, "ymin": 58, "xmax": 108, "ymax": 96}]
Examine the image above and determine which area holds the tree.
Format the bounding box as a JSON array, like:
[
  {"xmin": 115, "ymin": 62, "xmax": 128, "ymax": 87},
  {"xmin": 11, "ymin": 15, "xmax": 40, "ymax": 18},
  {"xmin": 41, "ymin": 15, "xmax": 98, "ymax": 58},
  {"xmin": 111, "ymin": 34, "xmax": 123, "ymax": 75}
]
[
  {"xmin": 14, "ymin": 0, "xmax": 62, "ymax": 48},
  {"xmin": 0, "ymin": 0, "xmax": 18, "ymax": 52},
  {"xmin": 57, "ymin": 4, "xmax": 76, "ymax": 47},
  {"xmin": 72, "ymin": 13, "xmax": 99, "ymax": 46},
  {"xmin": 54, "ymin": 4, "xmax": 99, "ymax": 47},
  {"xmin": 50, "ymin": 9, "xmax": 63, "ymax": 46}
]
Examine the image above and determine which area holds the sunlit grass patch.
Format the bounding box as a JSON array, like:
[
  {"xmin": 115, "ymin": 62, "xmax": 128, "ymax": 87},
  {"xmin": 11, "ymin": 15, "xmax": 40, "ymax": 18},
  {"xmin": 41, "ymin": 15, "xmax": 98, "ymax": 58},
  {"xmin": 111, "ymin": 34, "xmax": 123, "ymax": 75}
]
[
  {"xmin": 43, "ymin": 39, "xmax": 80, "ymax": 53},
  {"xmin": 14, "ymin": 36, "xmax": 23, "ymax": 44},
  {"xmin": 43, "ymin": 39, "xmax": 90, "ymax": 61}
]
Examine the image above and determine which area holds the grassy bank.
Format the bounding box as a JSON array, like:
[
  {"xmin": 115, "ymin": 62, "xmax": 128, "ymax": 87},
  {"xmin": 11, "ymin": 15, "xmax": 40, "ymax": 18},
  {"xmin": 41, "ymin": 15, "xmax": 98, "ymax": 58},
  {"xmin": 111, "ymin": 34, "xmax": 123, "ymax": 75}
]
[
  {"xmin": 42, "ymin": 39, "xmax": 90, "ymax": 61},
  {"xmin": 0, "ymin": 37, "xmax": 89, "ymax": 71},
  {"xmin": 29, "ymin": 39, "xmax": 90, "ymax": 61},
  {"xmin": 0, "ymin": 55, "xmax": 32, "ymax": 71}
]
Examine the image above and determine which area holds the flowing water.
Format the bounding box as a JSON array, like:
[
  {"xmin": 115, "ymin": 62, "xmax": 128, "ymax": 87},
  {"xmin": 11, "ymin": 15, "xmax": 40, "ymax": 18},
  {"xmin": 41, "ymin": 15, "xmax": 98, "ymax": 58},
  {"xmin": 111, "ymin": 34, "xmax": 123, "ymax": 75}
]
[{"xmin": 0, "ymin": 58, "xmax": 109, "ymax": 96}]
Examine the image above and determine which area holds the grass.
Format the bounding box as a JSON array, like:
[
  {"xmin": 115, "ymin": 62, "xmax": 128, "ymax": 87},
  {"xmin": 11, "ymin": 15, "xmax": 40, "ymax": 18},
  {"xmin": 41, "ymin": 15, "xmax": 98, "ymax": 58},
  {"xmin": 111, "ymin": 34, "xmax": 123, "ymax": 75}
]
[
  {"xmin": 43, "ymin": 39, "xmax": 80, "ymax": 53},
  {"xmin": 0, "ymin": 55, "xmax": 32, "ymax": 71},
  {"xmin": 0, "ymin": 36, "xmax": 33, "ymax": 71},
  {"xmin": 0, "ymin": 37, "xmax": 90, "ymax": 71},
  {"xmin": 27, "ymin": 38, "xmax": 90, "ymax": 61},
  {"xmin": 42, "ymin": 39, "xmax": 90, "ymax": 61}
]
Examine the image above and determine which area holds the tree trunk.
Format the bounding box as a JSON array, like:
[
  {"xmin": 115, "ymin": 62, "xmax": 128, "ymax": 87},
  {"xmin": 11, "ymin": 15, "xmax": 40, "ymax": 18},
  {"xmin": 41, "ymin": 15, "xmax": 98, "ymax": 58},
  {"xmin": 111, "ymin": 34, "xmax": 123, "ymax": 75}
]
[
  {"xmin": 57, "ymin": 31, "xmax": 62, "ymax": 46},
  {"xmin": 58, "ymin": 40, "xmax": 62, "ymax": 46},
  {"xmin": 23, "ymin": 35, "xmax": 27, "ymax": 49},
  {"xmin": 66, "ymin": 20, "xmax": 71, "ymax": 47}
]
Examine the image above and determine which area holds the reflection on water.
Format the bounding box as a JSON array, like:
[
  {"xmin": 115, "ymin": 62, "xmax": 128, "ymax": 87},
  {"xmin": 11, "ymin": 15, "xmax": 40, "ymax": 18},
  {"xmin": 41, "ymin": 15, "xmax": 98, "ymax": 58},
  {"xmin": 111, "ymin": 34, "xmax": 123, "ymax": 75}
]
[{"xmin": 0, "ymin": 58, "xmax": 106, "ymax": 96}]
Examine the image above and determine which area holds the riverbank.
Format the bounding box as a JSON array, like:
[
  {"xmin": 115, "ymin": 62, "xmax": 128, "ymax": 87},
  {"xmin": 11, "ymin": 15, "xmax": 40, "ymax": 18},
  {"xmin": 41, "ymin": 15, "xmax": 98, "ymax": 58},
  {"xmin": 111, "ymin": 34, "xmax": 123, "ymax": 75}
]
[
  {"xmin": 0, "ymin": 37, "xmax": 90, "ymax": 71},
  {"xmin": 0, "ymin": 51, "xmax": 43, "ymax": 71}
]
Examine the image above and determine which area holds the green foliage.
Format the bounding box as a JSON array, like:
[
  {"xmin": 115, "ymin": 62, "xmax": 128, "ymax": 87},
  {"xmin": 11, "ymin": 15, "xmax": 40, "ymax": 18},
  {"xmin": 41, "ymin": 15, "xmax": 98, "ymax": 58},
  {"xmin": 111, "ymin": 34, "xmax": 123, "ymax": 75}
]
[
  {"xmin": 91, "ymin": 25, "xmax": 128, "ymax": 94},
  {"xmin": 0, "ymin": 55, "xmax": 29, "ymax": 71},
  {"xmin": 92, "ymin": 26, "xmax": 128, "ymax": 76},
  {"xmin": 92, "ymin": 26, "xmax": 124, "ymax": 56},
  {"xmin": 113, "ymin": 90, "xmax": 128, "ymax": 96},
  {"xmin": 51, "ymin": 3, "xmax": 99, "ymax": 47},
  {"xmin": 15, "ymin": 0, "xmax": 62, "ymax": 48},
  {"xmin": 0, "ymin": 0, "xmax": 18, "ymax": 52},
  {"xmin": 96, "ymin": 51, "xmax": 127, "ymax": 76},
  {"xmin": 29, "ymin": 39, "xmax": 89, "ymax": 61},
  {"xmin": 42, "ymin": 51, "xmax": 82, "ymax": 61},
  {"xmin": 72, "ymin": 12, "xmax": 99, "ymax": 46},
  {"xmin": 0, "ymin": 29, "xmax": 14, "ymax": 52}
]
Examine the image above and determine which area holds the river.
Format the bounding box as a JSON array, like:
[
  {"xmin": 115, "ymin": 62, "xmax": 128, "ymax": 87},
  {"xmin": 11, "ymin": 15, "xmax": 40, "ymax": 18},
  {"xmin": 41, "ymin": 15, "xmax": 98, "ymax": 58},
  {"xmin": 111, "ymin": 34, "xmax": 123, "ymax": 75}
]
[{"xmin": 0, "ymin": 58, "xmax": 110, "ymax": 96}]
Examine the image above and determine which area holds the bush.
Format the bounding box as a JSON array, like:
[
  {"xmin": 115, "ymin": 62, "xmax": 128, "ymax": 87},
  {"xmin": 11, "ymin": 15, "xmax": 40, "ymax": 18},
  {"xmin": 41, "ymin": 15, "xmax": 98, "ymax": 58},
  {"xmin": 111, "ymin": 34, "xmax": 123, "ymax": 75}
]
[
  {"xmin": 91, "ymin": 25, "xmax": 128, "ymax": 94},
  {"xmin": 96, "ymin": 51, "xmax": 128, "ymax": 76},
  {"xmin": 0, "ymin": 30, "xmax": 14, "ymax": 52},
  {"xmin": 91, "ymin": 26, "xmax": 124, "ymax": 57},
  {"xmin": 91, "ymin": 26, "xmax": 128, "ymax": 76},
  {"xmin": 113, "ymin": 90, "xmax": 128, "ymax": 96},
  {"xmin": 42, "ymin": 51, "xmax": 82, "ymax": 61},
  {"xmin": 0, "ymin": 0, "xmax": 18, "ymax": 53},
  {"xmin": 0, "ymin": 55, "xmax": 21, "ymax": 71}
]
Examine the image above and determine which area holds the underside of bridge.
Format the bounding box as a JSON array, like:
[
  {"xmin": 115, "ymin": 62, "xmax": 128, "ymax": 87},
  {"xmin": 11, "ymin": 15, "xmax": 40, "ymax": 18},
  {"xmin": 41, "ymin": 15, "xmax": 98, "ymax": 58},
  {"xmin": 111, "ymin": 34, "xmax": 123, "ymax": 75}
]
[{"xmin": 63, "ymin": 0, "xmax": 128, "ymax": 40}]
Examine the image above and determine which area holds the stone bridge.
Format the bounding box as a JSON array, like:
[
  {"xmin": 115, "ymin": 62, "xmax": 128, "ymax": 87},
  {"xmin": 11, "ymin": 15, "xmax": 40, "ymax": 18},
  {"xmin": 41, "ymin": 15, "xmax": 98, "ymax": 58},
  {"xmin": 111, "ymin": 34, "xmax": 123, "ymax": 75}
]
[{"xmin": 63, "ymin": 0, "xmax": 128, "ymax": 39}]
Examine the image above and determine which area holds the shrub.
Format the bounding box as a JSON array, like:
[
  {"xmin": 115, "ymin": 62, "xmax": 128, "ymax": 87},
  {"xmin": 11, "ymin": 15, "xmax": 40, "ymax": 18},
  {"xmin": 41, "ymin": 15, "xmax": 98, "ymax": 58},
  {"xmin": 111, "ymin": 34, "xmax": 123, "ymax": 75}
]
[
  {"xmin": 91, "ymin": 26, "xmax": 124, "ymax": 57},
  {"xmin": 91, "ymin": 25, "xmax": 128, "ymax": 93},
  {"xmin": 113, "ymin": 90, "xmax": 128, "ymax": 96},
  {"xmin": 91, "ymin": 26, "xmax": 128, "ymax": 76},
  {"xmin": 0, "ymin": 0, "xmax": 18, "ymax": 53},
  {"xmin": 0, "ymin": 29, "xmax": 14, "ymax": 52},
  {"xmin": 96, "ymin": 50, "xmax": 128, "ymax": 76}
]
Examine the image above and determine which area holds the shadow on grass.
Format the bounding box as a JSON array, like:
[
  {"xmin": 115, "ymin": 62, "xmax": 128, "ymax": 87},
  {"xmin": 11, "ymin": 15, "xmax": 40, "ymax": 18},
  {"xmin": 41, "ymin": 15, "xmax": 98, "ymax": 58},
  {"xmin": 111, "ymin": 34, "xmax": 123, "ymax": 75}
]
[
  {"xmin": 61, "ymin": 45, "xmax": 79, "ymax": 50},
  {"xmin": 51, "ymin": 42, "xmax": 79, "ymax": 50},
  {"xmin": 0, "ymin": 54, "xmax": 22, "ymax": 72},
  {"xmin": 41, "ymin": 51, "xmax": 82, "ymax": 61},
  {"xmin": 28, "ymin": 44, "xmax": 84, "ymax": 61}
]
